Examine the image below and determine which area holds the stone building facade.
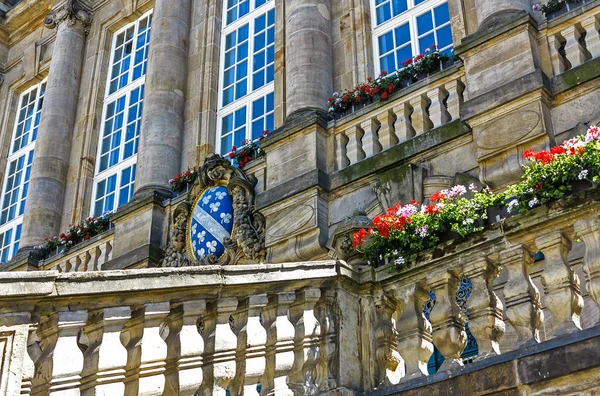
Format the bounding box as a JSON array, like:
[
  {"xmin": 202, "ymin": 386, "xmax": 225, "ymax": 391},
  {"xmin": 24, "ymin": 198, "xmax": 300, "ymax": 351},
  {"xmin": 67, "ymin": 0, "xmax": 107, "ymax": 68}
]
[{"xmin": 0, "ymin": 0, "xmax": 598, "ymax": 395}]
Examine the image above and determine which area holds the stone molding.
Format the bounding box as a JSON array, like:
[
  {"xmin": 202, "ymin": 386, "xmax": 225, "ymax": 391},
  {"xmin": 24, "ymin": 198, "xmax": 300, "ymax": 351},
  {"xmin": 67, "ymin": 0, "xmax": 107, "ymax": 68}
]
[{"xmin": 44, "ymin": 0, "xmax": 92, "ymax": 32}]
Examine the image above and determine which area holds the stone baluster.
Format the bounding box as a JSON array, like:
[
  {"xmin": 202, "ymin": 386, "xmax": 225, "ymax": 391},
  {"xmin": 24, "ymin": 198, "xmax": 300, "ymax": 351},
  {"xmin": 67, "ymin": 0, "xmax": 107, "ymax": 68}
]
[
  {"xmin": 289, "ymin": 289, "xmax": 321, "ymax": 394},
  {"xmin": 262, "ymin": 292, "xmax": 295, "ymax": 395},
  {"xmin": 334, "ymin": 132, "xmax": 350, "ymax": 171},
  {"xmin": 135, "ymin": 0, "xmax": 192, "ymax": 195},
  {"xmin": 212, "ymin": 298, "xmax": 238, "ymax": 395},
  {"xmin": 316, "ymin": 289, "xmax": 337, "ymax": 392},
  {"xmin": 20, "ymin": 2, "xmax": 91, "ymax": 249},
  {"xmin": 427, "ymin": 87, "xmax": 451, "ymax": 128},
  {"xmin": 374, "ymin": 294, "xmax": 403, "ymax": 387},
  {"xmin": 409, "ymin": 95, "xmax": 433, "ymax": 135},
  {"xmin": 392, "ymin": 102, "xmax": 415, "ymax": 142},
  {"xmin": 97, "ymin": 240, "xmax": 113, "ymax": 270},
  {"xmin": 164, "ymin": 300, "xmax": 205, "ymax": 396},
  {"xmin": 77, "ymin": 250, "xmax": 91, "ymax": 272},
  {"xmin": 462, "ymin": 257, "xmax": 505, "ymax": 359},
  {"xmin": 548, "ymin": 34, "xmax": 568, "ymax": 76},
  {"xmin": 81, "ymin": 307, "xmax": 131, "ymax": 396},
  {"xmin": 561, "ymin": 25, "xmax": 588, "ymax": 69},
  {"xmin": 87, "ymin": 246, "xmax": 100, "ymax": 271},
  {"xmin": 345, "ymin": 125, "xmax": 366, "ymax": 165},
  {"xmin": 445, "ymin": 78, "xmax": 464, "ymax": 121},
  {"xmin": 582, "ymin": 15, "xmax": 600, "ymax": 59},
  {"xmin": 139, "ymin": 303, "xmax": 170, "ymax": 395},
  {"xmin": 574, "ymin": 217, "xmax": 600, "ymax": 308},
  {"xmin": 31, "ymin": 311, "xmax": 88, "ymax": 395},
  {"xmin": 536, "ymin": 232, "xmax": 583, "ymax": 336},
  {"xmin": 395, "ymin": 283, "xmax": 434, "ymax": 381},
  {"xmin": 360, "ymin": 118, "xmax": 382, "ymax": 158},
  {"xmin": 285, "ymin": 0, "xmax": 333, "ymax": 115},
  {"xmin": 427, "ymin": 271, "xmax": 468, "ymax": 370},
  {"xmin": 240, "ymin": 295, "xmax": 268, "ymax": 396},
  {"xmin": 377, "ymin": 109, "xmax": 398, "ymax": 150},
  {"xmin": 500, "ymin": 245, "xmax": 544, "ymax": 347}
]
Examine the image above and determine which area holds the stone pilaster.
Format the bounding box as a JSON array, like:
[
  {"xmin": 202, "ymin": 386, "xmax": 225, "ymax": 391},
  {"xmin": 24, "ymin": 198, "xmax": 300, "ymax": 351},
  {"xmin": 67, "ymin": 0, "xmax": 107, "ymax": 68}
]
[
  {"xmin": 20, "ymin": 0, "xmax": 91, "ymax": 249},
  {"xmin": 285, "ymin": 0, "xmax": 333, "ymax": 116},
  {"xmin": 135, "ymin": 0, "xmax": 191, "ymax": 195}
]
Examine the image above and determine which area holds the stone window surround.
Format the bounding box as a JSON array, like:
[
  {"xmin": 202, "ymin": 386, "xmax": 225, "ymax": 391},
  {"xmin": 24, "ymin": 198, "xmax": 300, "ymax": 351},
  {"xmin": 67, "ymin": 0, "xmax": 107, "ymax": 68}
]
[
  {"xmin": 370, "ymin": 0, "xmax": 452, "ymax": 76},
  {"xmin": 0, "ymin": 81, "xmax": 46, "ymax": 263},
  {"xmin": 90, "ymin": 10, "xmax": 153, "ymax": 217},
  {"xmin": 216, "ymin": 0, "xmax": 275, "ymax": 156}
]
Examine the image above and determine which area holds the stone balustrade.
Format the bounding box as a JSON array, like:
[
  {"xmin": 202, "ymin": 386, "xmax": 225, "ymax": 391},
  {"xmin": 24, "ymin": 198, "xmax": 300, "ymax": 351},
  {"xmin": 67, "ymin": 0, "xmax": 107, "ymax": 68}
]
[
  {"xmin": 546, "ymin": 3, "xmax": 600, "ymax": 76},
  {"xmin": 330, "ymin": 69, "xmax": 465, "ymax": 172},
  {"xmin": 38, "ymin": 230, "xmax": 115, "ymax": 272},
  {"xmin": 1, "ymin": 190, "xmax": 600, "ymax": 394}
]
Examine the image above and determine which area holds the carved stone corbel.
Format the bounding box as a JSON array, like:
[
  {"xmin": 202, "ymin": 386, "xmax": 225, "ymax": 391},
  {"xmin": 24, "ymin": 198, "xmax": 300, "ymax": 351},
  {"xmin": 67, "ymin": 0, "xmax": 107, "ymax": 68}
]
[{"xmin": 44, "ymin": 0, "xmax": 92, "ymax": 32}]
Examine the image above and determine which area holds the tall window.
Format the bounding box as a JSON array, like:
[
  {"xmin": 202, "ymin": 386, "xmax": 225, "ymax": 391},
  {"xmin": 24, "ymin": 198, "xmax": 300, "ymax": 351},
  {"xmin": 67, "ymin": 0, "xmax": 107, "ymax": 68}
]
[
  {"xmin": 371, "ymin": 0, "xmax": 453, "ymax": 75},
  {"xmin": 92, "ymin": 12, "xmax": 152, "ymax": 216},
  {"xmin": 0, "ymin": 82, "xmax": 46, "ymax": 262},
  {"xmin": 217, "ymin": 0, "xmax": 275, "ymax": 156}
]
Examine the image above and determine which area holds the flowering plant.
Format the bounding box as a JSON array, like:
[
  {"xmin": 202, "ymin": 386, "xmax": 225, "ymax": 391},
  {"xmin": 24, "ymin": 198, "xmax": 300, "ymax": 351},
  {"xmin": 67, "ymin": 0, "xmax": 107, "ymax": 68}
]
[
  {"xmin": 327, "ymin": 46, "xmax": 451, "ymax": 116},
  {"xmin": 353, "ymin": 184, "xmax": 501, "ymax": 267},
  {"xmin": 353, "ymin": 125, "xmax": 600, "ymax": 268},
  {"xmin": 36, "ymin": 212, "xmax": 113, "ymax": 257},
  {"xmin": 169, "ymin": 167, "xmax": 198, "ymax": 192},
  {"xmin": 228, "ymin": 130, "xmax": 268, "ymax": 168},
  {"xmin": 532, "ymin": 0, "xmax": 579, "ymax": 17},
  {"xmin": 505, "ymin": 125, "xmax": 600, "ymax": 213}
]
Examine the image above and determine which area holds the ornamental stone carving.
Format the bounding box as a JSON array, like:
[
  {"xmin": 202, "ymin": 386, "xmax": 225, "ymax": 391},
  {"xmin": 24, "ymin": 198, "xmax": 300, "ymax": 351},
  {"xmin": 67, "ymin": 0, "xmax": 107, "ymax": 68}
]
[
  {"xmin": 160, "ymin": 155, "xmax": 266, "ymax": 267},
  {"xmin": 44, "ymin": 0, "xmax": 92, "ymax": 31}
]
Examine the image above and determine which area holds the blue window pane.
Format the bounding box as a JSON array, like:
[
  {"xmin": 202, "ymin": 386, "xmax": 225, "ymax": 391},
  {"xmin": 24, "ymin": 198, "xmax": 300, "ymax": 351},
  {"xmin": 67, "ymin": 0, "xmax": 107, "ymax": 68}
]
[
  {"xmin": 107, "ymin": 175, "xmax": 117, "ymax": 192},
  {"xmin": 221, "ymin": 134, "xmax": 233, "ymax": 155},
  {"xmin": 394, "ymin": 23, "xmax": 411, "ymax": 45},
  {"xmin": 224, "ymin": 68, "xmax": 235, "ymax": 86},
  {"xmin": 417, "ymin": 11, "xmax": 434, "ymax": 35},
  {"xmin": 226, "ymin": 32, "xmax": 237, "ymax": 49},
  {"xmin": 235, "ymin": 108, "xmax": 246, "ymax": 128},
  {"xmin": 414, "ymin": 0, "xmax": 425, "ymax": 4},
  {"xmin": 252, "ymin": 97, "xmax": 264, "ymax": 119},
  {"xmin": 266, "ymin": 65, "xmax": 274, "ymax": 83},
  {"xmin": 239, "ymin": 0, "xmax": 249, "ymax": 17},
  {"xmin": 253, "ymin": 71, "xmax": 265, "ymax": 90},
  {"xmin": 227, "ymin": 9, "xmax": 237, "ymax": 24},
  {"xmin": 266, "ymin": 92, "xmax": 274, "ymax": 110},
  {"xmin": 254, "ymin": 51, "xmax": 265, "ymax": 70},
  {"xmin": 376, "ymin": 4, "xmax": 391, "ymax": 24},
  {"xmin": 437, "ymin": 25, "xmax": 453, "ymax": 49},
  {"xmin": 268, "ymin": 9, "xmax": 275, "ymax": 25},
  {"xmin": 256, "ymin": 0, "xmax": 266, "ymax": 6},
  {"xmin": 237, "ymin": 43, "xmax": 248, "ymax": 61},
  {"xmin": 237, "ymin": 60, "xmax": 248, "ymax": 79},
  {"xmin": 434, "ymin": 3, "xmax": 450, "ymax": 24},
  {"xmin": 223, "ymin": 87, "xmax": 234, "ymax": 106},
  {"xmin": 419, "ymin": 33, "xmax": 435, "ymax": 54},
  {"xmin": 236, "ymin": 80, "xmax": 247, "ymax": 98},
  {"xmin": 252, "ymin": 120, "xmax": 263, "ymax": 139},
  {"xmin": 380, "ymin": 54, "xmax": 395, "ymax": 74},
  {"xmin": 255, "ymin": 32, "xmax": 265, "ymax": 50},
  {"xmin": 392, "ymin": 0, "xmax": 408, "ymax": 16},
  {"xmin": 225, "ymin": 50, "xmax": 236, "ymax": 68},
  {"xmin": 396, "ymin": 46, "xmax": 413, "ymax": 69},
  {"xmin": 255, "ymin": 14, "xmax": 266, "ymax": 32},
  {"xmin": 266, "ymin": 113, "xmax": 274, "ymax": 132},
  {"xmin": 222, "ymin": 114, "xmax": 234, "ymax": 133},
  {"xmin": 121, "ymin": 167, "xmax": 131, "ymax": 186},
  {"xmin": 238, "ymin": 25, "xmax": 249, "ymax": 43},
  {"xmin": 267, "ymin": 27, "xmax": 274, "ymax": 44},
  {"xmin": 234, "ymin": 128, "xmax": 246, "ymax": 147},
  {"xmin": 378, "ymin": 32, "xmax": 394, "ymax": 54},
  {"xmin": 266, "ymin": 46, "xmax": 274, "ymax": 63}
]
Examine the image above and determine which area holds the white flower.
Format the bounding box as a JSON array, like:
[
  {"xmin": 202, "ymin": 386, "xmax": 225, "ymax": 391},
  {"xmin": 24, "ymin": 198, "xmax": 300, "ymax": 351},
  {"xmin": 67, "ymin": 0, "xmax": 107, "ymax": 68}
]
[
  {"xmin": 394, "ymin": 257, "xmax": 405, "ymax": 266},
  {"xmin": 468, "ymin": 183, "xmax": 478, "ymax": 192},
  {"xmin": 448, "ymin": 185, "xmax": 467, "ymax": 198},
  {"xmin": 197, "ymin": 230, "xmax": 206, "ymax": 243},
  {"xmin": 528, "ymin": 197, "xmax": 539, "ymax": 208},
  {"xmin": 462, "ymin": 218, "xmax": 475, "ymax": 225},
  {"xmin": 197, "ymin": 248, "xmax": 206, "ymax": 258},
  {"xmin": 209, "ymin": 202, "xmax": 221, "ymax": 213},
  {"xmin": 578, "ymin": 169, "xmax": 589, "ymax": 180},
  {"xmin": 202, "ymin": 195, "xmax": 212, "ymax": 205},
  {"xmin": 392, "ymin": 250, "xmax": 399, "ymax": 256},
  {"xmin": 507, "ymin": 199, "xmax": 519, "ymax": 213},
  {"xmin": 216, "ymin": 191, "xmax": 227, "ymax": 200},
  {"xmin": 220, "ymin": 212, "xmax": 232, "ymax": 224},
  {"xmin": 329, "ymin": 107, "xmax": 334, "ymax": 112},
  {"xmin": 206, "ymin": 240, "xmax": 217, "ymax": 253}
]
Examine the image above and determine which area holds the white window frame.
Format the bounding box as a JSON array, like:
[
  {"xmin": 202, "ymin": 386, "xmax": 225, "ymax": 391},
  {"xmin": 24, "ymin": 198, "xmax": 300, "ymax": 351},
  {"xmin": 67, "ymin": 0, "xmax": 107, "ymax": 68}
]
[
  {"xmin": 216, "ymin": 0, "xmax": 275, "ymax": 156},
  {"xmin": 370, "ymin": 0, "xmax": 452, "ymax": 76},
  {"xmin": 0, "ymin": 81, "xmax": 47, "ymax": 262},
  {"xmin": 91, "ymin": 11, "xmax": 152, "ymax": 217}
]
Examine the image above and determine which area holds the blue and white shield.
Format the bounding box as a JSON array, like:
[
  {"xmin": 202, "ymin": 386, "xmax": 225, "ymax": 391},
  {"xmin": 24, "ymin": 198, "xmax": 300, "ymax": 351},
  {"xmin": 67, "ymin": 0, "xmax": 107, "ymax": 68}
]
[{"xmin": 189, "ymin": 185, "xmax": 234, "ymax": 261}]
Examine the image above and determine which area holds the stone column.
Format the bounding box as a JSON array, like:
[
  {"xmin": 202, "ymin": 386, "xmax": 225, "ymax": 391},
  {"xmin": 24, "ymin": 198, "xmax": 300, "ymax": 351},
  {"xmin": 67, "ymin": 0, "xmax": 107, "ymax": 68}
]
[
  {"xmin": 20, "ymin": 1, "xmax": 91, "ymax": 249},
  {"xmin": 285, "ymin": 0, "xmax": 333, "ymax": 116},
  {"xmin": 135, "ymin": 0, "xmax": 191, "ymax": 195},
  {"xmin": 474, "ymin": 0, "xmax": 530, "ymax": 30}
]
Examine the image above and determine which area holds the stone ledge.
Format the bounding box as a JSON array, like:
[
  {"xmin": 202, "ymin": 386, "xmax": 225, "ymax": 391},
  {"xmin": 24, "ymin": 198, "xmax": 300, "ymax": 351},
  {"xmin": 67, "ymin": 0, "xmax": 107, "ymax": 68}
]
[
  {"xmin": 256, "ymin": 169, "xmax": 329, "ymax": 209},
  {"xmin": 362, "ymin": 324, "xmax": 600, "ymax": 395},
  {"xmin": 102, "ymin": 243, "xmax": 163, "ymax": 270},
  {"xmin": 552, "ymin": 56, "xmax": 600, "ymax": 94}
]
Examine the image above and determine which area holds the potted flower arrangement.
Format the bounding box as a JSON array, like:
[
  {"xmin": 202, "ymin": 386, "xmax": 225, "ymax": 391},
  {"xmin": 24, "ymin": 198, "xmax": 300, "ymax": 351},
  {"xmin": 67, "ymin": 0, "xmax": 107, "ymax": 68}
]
[
  {"xmin": 169, "ymin": 167, "xmax": 198, "ymax": 192},
  {"xmin": 327, "ymin": 46, "xmax": 452, "ymax": 118},
  {"xmin": 228, "ymin": 130, "xmax": 269, "ymax": 168},
  {"xmin": 35, "ymin": 212, "xmax": 113, "ymax": 259},
  {"xmin": 532, "ymin": 0, "xmax": 583, "ymax": 19},
  {"xmin": 353, "ymin": 125, "xmax": 600, "ymax": 268}
]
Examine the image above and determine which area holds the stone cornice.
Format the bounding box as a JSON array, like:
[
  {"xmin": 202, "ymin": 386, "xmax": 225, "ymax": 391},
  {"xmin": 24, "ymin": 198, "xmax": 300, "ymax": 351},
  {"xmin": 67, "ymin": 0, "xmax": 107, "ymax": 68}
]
[{"xmin": 44, "ymin": 0, "xmax": 91, "ymax": 31}]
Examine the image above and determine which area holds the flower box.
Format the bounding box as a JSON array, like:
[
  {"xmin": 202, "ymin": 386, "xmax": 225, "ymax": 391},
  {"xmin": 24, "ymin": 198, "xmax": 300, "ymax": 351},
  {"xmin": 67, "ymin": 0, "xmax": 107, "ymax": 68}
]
[{"xmin": 533, "ymin": 0, "xmax": 588, "ymax": 20}]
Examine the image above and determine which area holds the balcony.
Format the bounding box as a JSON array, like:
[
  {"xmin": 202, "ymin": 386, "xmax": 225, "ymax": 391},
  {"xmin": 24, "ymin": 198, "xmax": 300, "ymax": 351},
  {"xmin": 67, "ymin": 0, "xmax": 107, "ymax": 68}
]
[{"xmin": 0, "ymin": 188, "xmax": 599, "ymax": 394}]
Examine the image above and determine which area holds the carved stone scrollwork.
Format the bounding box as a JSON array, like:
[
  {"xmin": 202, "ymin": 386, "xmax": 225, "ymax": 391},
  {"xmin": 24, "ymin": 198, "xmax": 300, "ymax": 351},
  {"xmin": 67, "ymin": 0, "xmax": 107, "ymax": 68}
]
[
  {"xmin": 44, "ymin": 0, "xmax": 92, "ymax": 32},
  {"xmin": 160, "ymin": 155, "xmax": 266, "ymax": 267}
]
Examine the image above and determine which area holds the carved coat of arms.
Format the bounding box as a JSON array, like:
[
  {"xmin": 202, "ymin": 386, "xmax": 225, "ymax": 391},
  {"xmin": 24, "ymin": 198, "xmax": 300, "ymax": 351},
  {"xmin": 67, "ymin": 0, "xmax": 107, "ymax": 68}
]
[{"xmin": 161, "ymin": 155, "xmax": 266, "ymax": 266}]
